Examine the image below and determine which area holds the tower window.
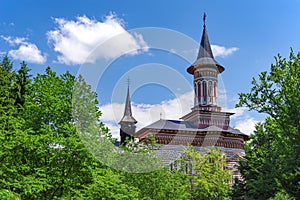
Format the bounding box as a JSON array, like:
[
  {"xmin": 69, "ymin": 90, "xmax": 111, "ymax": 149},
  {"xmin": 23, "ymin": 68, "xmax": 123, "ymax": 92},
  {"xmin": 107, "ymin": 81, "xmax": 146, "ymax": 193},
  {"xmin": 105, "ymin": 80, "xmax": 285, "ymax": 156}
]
[
  {"xmin": 208, "ymin": 81, "xmax": 213, "ymax": 103},
  {"xmin": 203, "ymin": 81, "xmax": 207, "ymax": 103},
  {"xmin": 198, "ymin": 82, "xmax": 201, "ymax": 104}
]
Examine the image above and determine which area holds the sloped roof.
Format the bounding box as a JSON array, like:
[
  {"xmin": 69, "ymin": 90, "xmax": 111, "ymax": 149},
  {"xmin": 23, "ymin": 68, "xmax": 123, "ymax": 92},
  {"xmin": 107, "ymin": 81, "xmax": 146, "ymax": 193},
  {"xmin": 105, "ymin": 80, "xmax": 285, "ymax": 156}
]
[
  {"xmin": 187, "ymin": 24, "xmax": 225, "ymax": 74},
  {"xmin": 137, "ymin": 119, "xmax": 247, "ymax": 137},
  {"xmin": 119, "ymin": 86, "xmax": 137, "ymax": 124}
]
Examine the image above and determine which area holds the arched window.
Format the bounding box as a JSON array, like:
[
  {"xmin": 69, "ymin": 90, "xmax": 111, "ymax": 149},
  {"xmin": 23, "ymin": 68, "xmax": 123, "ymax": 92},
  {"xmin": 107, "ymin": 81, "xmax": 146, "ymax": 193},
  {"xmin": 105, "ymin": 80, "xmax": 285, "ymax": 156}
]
[
  {"xmin": 214, "ymin": 81, "xmax": 217, "ymax": 97},
  {"xmin": 194, "ymin": 82, "xmax": 197, "ymax": 104},
  {"xmin": 198, "ymin": 82, "xmax": 201, "ymax": 104},
  {"xmin": 203, "ymin": 81, "xmax": 207, "ymax": 103},
  {"xmin": 208, "ymin": 81, "xmax": 213, "ymax": 103}
]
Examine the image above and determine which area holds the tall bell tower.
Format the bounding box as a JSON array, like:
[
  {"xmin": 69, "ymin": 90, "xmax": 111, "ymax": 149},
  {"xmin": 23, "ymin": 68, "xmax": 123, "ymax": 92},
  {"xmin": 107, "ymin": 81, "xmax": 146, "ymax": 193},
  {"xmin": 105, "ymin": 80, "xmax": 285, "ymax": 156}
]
[
  {"xmin": 181, "ymin": 13, "xmax": 232, "ymax": 129},
  {"xmin": 135, "ymin": 14, "xmax": 248, "ymax": 180}
]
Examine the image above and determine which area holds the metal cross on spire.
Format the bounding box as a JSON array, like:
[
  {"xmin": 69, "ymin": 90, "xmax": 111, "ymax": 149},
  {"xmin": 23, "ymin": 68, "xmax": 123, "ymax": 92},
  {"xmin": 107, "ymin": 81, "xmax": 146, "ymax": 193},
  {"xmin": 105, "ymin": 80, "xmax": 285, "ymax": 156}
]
[
  {"xmin": 203, "ymin": 12, "xmax": 207, "ymax": 26},
  {"xmin": 126, "ymin": 77, "xmax": 131, "ymax": 88}
]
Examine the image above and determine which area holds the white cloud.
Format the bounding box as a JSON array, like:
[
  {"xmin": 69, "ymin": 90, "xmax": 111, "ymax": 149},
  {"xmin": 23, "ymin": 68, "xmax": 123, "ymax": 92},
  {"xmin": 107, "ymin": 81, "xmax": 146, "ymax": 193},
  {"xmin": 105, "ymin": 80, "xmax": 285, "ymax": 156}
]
[
  {"xmin": 1, "ymin": 35, "xmax": 47, "ymax": 64},
  {"xmin": 47, "ymin": 14, "xmax": 148, "ymax": 65},
  {"xmin": 8, "ymin": 43, "xmax": 47, "ymax": 64},
  {"xmin": 1, "ymin": 35, "xmax": 27, "ymax": 46},
  {"xmin": 180, "ymin": 44, "xmax": 238, "ymax": 61},
  {"xmin": 104, "ymin": 122, "xmax": 122, "ymax": 139},
  {"xmin": 223, "ymin": 106, "xmax": 259, "ymax": 135},
  {"xmin": 222, "ymin": 107, "xmax": 248, "ymax": 119},
  {"xmin": 211, "ymin": 45, "xmax": 239, "ymax": 58},
  {"xmin": 235, "ymin": 117, "xmax": 259, "ymax": 135}
]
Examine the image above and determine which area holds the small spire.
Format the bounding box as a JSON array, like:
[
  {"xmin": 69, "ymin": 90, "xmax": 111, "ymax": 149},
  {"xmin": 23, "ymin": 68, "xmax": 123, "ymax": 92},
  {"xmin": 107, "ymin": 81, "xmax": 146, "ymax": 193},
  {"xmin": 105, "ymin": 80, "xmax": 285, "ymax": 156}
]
[
  {"xmin": 186, "ymin": 12, "xmax": 225, "ymax": 74},
  {"xmin": 203, "ymin": 12, "xmax": 207, "ymax": 27},
  {"xmin": 198, "ymin": 16, "xmax": 214, "ymax": 60},
  {"xmin": 119, "ymin": 80, "xmax": 137, "ymax": 124},
  {"xmin": 126, "ymin": 77, "xmax": 131, "ymax": 88}
]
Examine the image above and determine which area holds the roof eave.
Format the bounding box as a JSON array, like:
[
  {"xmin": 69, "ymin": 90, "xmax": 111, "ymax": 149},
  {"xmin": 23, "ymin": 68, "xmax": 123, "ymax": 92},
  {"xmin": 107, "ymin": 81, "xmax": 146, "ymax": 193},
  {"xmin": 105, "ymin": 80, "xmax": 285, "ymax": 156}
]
[{"xmin": 187, "ymin": 63, "xmax": 225, "ymax": 75}]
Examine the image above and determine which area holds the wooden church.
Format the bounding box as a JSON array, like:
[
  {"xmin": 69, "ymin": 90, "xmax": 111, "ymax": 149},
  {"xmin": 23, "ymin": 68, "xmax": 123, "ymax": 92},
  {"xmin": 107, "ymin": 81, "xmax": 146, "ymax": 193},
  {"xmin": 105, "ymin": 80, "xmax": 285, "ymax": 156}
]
[{"xmin": 119, "ymin": 14, "xmax": 249, "ymax": 181}]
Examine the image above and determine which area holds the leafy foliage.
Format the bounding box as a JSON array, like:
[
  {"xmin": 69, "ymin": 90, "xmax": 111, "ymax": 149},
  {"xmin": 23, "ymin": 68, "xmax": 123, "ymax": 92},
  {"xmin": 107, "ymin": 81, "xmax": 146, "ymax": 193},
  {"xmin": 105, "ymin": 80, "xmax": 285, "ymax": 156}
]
[
  {"xmin": 0, "ymin": 58, "xmax": 112, "ymax": 199},
  {"xmin": 76, "ymin": 168, "xmax": 140, "ymax": 200},
  {"xmin": 0, "ymin": 56, "xmax": 234, "ymax": 199},
  {"xmin": 177, "ymin": 146, "xmax": 232, "ymax": 200},
  {"xmin": 269, "ymin": 190, "xmax": 295, "ymax": 200},
  {"xmin": 234, "ymin": 50, "xmax": 300, "ymax": 199}
]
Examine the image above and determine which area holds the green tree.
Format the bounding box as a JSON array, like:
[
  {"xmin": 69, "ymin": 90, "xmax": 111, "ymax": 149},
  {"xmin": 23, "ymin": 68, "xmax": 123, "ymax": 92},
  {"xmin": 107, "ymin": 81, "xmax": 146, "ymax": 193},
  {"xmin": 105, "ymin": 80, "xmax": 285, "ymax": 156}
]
[
  {"xmin": 234, "ymin": 50, "xmax": 300, "ymax": 199},
  {"xmin": 116, "ymin": 136, "xmax": 190, "ymax": 200},
  {"xmin": 14, "ymin": 61, "xmax": 31, "ymax": 108},
  {"xmin": 0, "ymin": 57, "xmax": 56, "ymax": 199},
  {"xmin": 178, "ymin": 146, "xmax": 232, "ymax": 200},
  {"xmin": 0, "ymin": 63, "xmax": 116, "ymax": 199},
  {"xmin": 269, "ymin": 190, "xmax": 295, "ymax": 200},
  {"xmin": 232, "ymin": 119, "xmax": 282, "ymax": 199},
  {"xmin": 0, "ymin": 189, "xmax": 21, "ymax": 200},
  {"xmin": 123, "ymin": 167, "xmax": 191, "ymax": 200},
  {"xmin": 0, "ymin": 56, "xmax": 32, "ymax": 197},
  {"xmin": 76, "ymin": 168, "xmax": 140, "ymax": 200},
  {"xmin": 21, "ymin": 67, "xmax": 110, "ymax": 199},
  {"xmin": 0, "ymin": 55, "xmax": 17, "ymax": 123}
]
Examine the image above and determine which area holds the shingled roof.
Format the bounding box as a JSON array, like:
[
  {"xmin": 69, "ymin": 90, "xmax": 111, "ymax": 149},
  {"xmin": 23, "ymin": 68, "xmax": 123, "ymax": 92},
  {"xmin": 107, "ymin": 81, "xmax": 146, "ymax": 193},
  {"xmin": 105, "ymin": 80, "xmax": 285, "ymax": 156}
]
[
  {"xmin": 119, "ymin": 86, "xmax": 137, "ymax": 124},
  {"xmin": 187, "ymin": 20, "xmax": 225, "ymax": 74},
  {"xmin": 136, "ymin": 119, "xmax": 248, "ymax": 137}
]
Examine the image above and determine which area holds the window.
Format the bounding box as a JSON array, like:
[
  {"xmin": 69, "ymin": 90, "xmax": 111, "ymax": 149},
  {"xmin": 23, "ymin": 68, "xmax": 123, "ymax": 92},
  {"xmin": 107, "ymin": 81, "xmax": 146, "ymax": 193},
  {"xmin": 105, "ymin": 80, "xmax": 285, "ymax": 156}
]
[
  {"xmin": 197, "ymin": 82, "xmax": 201, "ymax": 103},
  {"xmin": 208, "ymin": 81, "xmax": 213, "ymax": 103},
  {"xmin": 203, "ymin": 81, "xmax": 207, "ymax": 103}
]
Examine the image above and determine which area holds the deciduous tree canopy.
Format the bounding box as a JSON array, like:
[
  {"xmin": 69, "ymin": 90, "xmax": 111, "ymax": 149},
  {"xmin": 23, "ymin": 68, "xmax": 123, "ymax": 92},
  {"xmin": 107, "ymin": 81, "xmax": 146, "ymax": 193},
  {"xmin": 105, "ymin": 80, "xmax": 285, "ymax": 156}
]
[{"xmin": 233, "ymin": 50, "xmax": 300, "ymax": 200}]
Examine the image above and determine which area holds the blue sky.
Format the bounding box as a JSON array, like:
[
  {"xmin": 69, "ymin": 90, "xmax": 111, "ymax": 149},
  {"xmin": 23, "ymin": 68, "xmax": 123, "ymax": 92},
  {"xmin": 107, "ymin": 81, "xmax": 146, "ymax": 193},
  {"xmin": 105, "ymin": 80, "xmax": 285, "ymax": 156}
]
[{"xmin": 1, "ymin": 0, "xmax": 300, "ymax": 139}]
